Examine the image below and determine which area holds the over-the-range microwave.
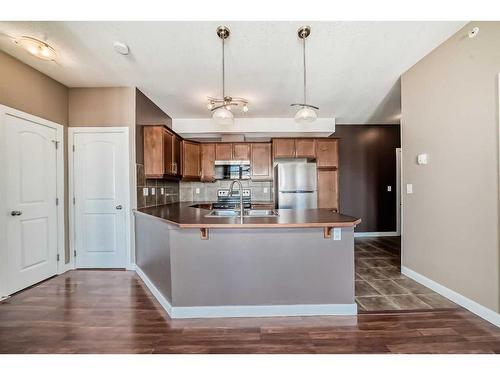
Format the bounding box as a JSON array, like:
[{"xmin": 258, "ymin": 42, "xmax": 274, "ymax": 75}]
[{"xmin": 214, "ymin": 160, "xmax": 251, "ymax": 180}]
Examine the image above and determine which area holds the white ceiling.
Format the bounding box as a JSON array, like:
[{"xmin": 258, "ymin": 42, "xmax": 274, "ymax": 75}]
[{"xmin": 0, "ymin": 21, "xmax": 466, "ymax": 123}]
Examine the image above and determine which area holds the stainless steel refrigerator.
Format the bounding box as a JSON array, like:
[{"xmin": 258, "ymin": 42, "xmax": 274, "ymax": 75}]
[{"xmin": 275, "ymin": 162, "xmax": 317, "ymax": 209}]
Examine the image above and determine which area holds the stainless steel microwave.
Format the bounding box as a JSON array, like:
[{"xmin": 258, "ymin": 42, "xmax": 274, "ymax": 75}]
[{"xmin": 214, "ymin": 160, "xmax": 251, "ymax": 180}]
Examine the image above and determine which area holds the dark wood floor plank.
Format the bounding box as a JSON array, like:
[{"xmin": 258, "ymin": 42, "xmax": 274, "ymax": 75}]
[{"xmin": 1, "ymin": 267, "xmax": 500, "ymax": 353}]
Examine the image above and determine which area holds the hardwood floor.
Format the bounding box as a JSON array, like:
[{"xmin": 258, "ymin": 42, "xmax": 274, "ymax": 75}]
[{"xmin": 1, "ymin": 269, "xmax": 500, "ymax": 353}]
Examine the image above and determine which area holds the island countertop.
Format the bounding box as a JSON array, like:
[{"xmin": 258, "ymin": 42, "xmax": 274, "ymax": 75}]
[{"xmin": 135, "ymin": 202, "xmax": 361, "ymax": 229}]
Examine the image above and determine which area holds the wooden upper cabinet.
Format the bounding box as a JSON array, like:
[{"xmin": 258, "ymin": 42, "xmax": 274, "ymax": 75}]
[
  {"xmin": 316, "ymin": 139, "xmax": 338, "ymax": 168},
  {"xmin": 215, "ymin": 143, "xmax": 232, "ymax": 160},
  {"xmin": 232, "ymin": 143, "xmax": 251, "ymax": 160},
  {"xmin": 317, "ymin": 169, "xmax": 339, "ymax": 211},
  {"xmin": 182, "ymin": 140, "xmax": 201, "ymax": 180},
  {"xmin": 273, "ymin": 138, "xmax": 296, "ymax": 159},
  {"xmin": 144, "ymin": 126, "xmax": 170, "ymax": 178},
  {"xmin": 200, "ymin": 143, "xmax": 216, "ymax": 182},
  {"xmin": 163, "ymin": 129, "xmax": 174, "ymax": 176},
  {"xmin": 250, "ymin": 143, "xmax": 272, "ymax": 180},
  {"xmin": 172, "ymin": 135, "xmax": 181, "ymax": 176},
  {"xmin": 295, "ymin": 139, "xmax": 316, "ymax": 159}
]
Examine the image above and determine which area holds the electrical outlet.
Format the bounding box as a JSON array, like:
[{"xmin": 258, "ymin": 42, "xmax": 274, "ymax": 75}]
[
  {"xmin": 195, "ymin": 188, "xmax": 200, "ymax": 194},
  {"xmin": 143, "ymin": 188, "xmax": 149, "ymax": 196},
  {"xmin": 387, "ymin": 186, "xmax": 392, "ymax": 192},
  {"xmin": 333, "ymin": 228, "xmax": 341, "ymax": 241},
  {"xmin": 263, "ymin": 187, "xmax": 268, "ymax": 193},
  {"xmin": 151, "ymin": 188, "xmax": 155, "ymax": 195},
  {"xmin": 160, "ymin": 188, "xmax": 165, "ymax": 195}
]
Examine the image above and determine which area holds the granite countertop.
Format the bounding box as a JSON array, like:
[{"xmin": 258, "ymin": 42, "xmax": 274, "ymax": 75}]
[{"xmin": 135, "ymin": 202, "xmax": 361, "ymax": 229}]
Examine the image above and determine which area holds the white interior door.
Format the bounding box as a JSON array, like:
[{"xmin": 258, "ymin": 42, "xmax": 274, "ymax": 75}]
[
  {"xmin": 73, "ymin": 130, "xmax": 128, "ymax": 268},
  {"xmin": 4, "ymin": 114, "xmax": 58, "ymax": 294}
]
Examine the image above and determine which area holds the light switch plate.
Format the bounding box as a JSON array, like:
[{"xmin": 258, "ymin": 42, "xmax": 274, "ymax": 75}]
[
  {"xmin": 160, "ymin": 188, "xmax": 165, "ymax": 195},
  {"xmin": 406, "ymin": 184, "xmax": 413, "ymax": 194},
  {"xmin": 143, "ymin": 188, "xmax": 149, "ymax": 196},
  {"xmin": 333, "ymin": 228, "xmax": 341, "ymax": 240},
  {"xmin": 417, "ymin": 154, "xmax": 428, "ymax": 165}
]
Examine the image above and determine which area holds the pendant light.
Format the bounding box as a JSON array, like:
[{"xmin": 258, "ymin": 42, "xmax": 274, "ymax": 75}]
[
  {"xmin": 291, "ymin": 26, "xmax": 318, "ymax": 123},
  {"xmin": 207, "ymin": 26, "xmax": 249, "ymax": 125}
]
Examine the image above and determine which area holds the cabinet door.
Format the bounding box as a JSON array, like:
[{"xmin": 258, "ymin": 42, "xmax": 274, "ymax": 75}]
[
  {"xmin": 163, "ymin": 129, "xmax": 174, "ymax": 175},
  {"xmin": 182, "ymin": 141, "xmax": 200, "ymax": 180},
  {"xmin": 232, "ymin": 143, "xmax": 250, "ymax": 160},
  {"xmin": 250, "ymin": 143, "xmax": 272, "ymax": 180},
  {"xmin": 273, "ymin": 139, "xmax": 295, "ymax": 159},
  {"xmin": 144, "ymin": 126, "xmax": 164, "ymax": 178},
  {"xmin": 317, "ymin": 169, "xmax": 339, "ymax": 210},
  {"xmin": 172, "ymin": 135, "xmax": 181, "ymax": 175},
  {"xmin": 295, "ymin": 139, "xmax": 316, "ymax": 158},
  {"xmin": 316, "ymin": 139, "xmax": 338, "ymax": 168},
  {"xmin": 215, "ymin": 143, "xmax": 233, "ymax": 160},
  {"xmin": 200, "ymin": 143, "xmax": 216, "ymax": 182}
]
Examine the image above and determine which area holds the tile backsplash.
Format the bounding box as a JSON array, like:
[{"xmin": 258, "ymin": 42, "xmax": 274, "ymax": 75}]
[
  {"xmin": 136, "ymin": 163, "xmax": 180, "ymax": 208},
  {"xmin": 180, "ymin": 180, "xmax": 274, "ymax": 202}
]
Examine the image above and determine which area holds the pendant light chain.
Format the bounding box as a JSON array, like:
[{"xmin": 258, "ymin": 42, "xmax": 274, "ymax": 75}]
[
  {"xmin": 303, "ymin": 34, "xmax": 307, "ymax": 104},
  {"xmin": 222, "ymin": 36, "xmax": 225, "ymax": 99}
]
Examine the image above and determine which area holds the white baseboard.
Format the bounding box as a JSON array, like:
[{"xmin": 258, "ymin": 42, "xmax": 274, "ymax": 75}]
[
  {"xmin": 135, "ymin": 266, "xmax": 357, "ymax": 319},
  {"xmin": 401, "ymin": 266, "xmax": 500, "ymax": 328},
  {"xmin": 355, "ymin": 231, "xmax": 399, "ymax": 238},
  {"xmin": 135, "ymin": 265, "xmax": 173, "ymax": 317},
  {"xmin": 126, "ymin": 263, "xmax": 136, "ymax": 271}
]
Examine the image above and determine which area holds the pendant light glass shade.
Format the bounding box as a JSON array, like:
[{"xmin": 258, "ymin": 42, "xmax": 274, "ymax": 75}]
[
  {"xmin": 212, "ymin": 107, "xmax": 234, "ymax": 125},
  {"xmin": 294, "ymin": 106, "xmax": 317, "ymax": 123}
]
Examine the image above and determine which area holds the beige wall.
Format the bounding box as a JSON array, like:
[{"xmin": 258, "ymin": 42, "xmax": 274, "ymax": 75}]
[
  {"xmin": 68, "ymin": 87, "xmax": 135, "ymax": 127},
  {"xmin": 0, "ymin": 51, "xmax": 68, "ymax": 125},
  {"xmin": 401, "ymin": 22, "xmax": 500, "ymax": 312}
]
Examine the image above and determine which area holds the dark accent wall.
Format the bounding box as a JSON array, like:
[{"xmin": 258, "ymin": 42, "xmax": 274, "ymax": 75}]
[{"xmin": 334, "ymin": 125, "xmax": 401, "ymax": 233}]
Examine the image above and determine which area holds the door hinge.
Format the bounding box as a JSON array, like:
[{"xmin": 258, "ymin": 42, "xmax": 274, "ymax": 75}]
[
  {"xmin": 73, "ymin": 197, "xmax": 76, "ymax": 205},
  {"xmin": 52, "ymin": 140, "xmax": 59, "ymax": 149},
  {"xmin": 57, "ymin": 254, "xmax": 60, "ymax": 262},
  {"xmin": 56, "ymin": 197, "xmax": 59, "ymax": 206},
  {"xmin": 74, "ymin": 250, "xmax": 77, "ymax": 257},
  {"xmin": 72, "ymin": 145, "xmax": 75, "ymax": 152}
]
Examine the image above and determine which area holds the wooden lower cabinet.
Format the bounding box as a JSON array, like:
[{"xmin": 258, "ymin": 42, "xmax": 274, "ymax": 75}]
[
  {"xmin": 200, "ymin": 143, "xmax": 216, "ymax": 182},
  {"xmin": 317, "ymin": 168, "xmax": 339, "ymax": 211},
  {"xmin": 182, "ymin": 140, "xmax": 201, "ymax": 180},
  {"xmin": 250, "ymin": 143, "xmax": 272, "ymax": 180}
]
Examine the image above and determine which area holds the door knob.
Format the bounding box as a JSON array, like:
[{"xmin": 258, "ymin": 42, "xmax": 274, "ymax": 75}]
[
  {"xmin": 115, "ymin": 205, "xmax": 123, "ymax": 210},
  {"xmin": 10, "ymin": 210, "xmax": 22, "ymax": 216}
]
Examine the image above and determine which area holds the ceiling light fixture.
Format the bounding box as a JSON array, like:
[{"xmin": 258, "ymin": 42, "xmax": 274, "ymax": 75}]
[
  {"xmin": 14, "ymin": 36, "xmax": 57, "ymax": 61},
  {"xmin": 291, "ymin": 26, "xmax": 318, "ymax": 123},
  {"xmin": 207, "ymin": 26, "xmax": 249, "ymax": 126}
]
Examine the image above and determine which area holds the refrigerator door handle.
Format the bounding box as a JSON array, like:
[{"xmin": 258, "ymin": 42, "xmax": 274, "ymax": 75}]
[{"xmin": 280, "ymin": 190, "xmax": 315, "ymax": 194}]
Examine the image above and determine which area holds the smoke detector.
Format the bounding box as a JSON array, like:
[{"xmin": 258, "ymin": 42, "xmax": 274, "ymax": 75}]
[{"xmin": 113, "ymin": 41, "xmax": 129, "ymax": 55}]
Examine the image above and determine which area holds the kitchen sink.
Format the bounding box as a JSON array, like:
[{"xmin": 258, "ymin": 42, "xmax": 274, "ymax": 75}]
[{"xmin": 204, "ymin": 209, "xmax": 279, "ymax": 218}]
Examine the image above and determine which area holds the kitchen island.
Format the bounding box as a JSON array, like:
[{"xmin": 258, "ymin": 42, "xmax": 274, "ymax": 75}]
[{"xmin": 134, "ymin": 203, "xmax": 361, "ymax": 319}]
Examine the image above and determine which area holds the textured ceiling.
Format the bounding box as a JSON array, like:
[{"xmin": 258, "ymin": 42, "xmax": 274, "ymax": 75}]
[{"xmin": 0, "ymin": 21, "xmax": 466, "ymax": 123}]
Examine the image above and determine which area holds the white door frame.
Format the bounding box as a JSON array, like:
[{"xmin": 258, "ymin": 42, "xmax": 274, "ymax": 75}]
[
  {"xmin": 0, "ymin": 105, "xmax": 66, "ymax": 297},
  {"xmin": 68, "ymin": 127, "xmax": 132, "ymax": 270},
  {"xmin": 396, "ymin": 148, "xmax": 402, "ymax": 236}
]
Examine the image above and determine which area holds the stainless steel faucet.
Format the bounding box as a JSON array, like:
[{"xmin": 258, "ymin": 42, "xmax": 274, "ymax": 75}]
[{"xmin": 229, "ymin": 180, "xmax": 244, "ymax": 223}]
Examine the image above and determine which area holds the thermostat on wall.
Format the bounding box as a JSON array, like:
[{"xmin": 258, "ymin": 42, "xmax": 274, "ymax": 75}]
[{"xmin": 417, "ymin": 154, "xmax": 428, "ymax": 165}]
